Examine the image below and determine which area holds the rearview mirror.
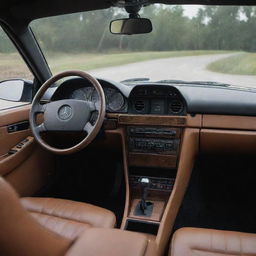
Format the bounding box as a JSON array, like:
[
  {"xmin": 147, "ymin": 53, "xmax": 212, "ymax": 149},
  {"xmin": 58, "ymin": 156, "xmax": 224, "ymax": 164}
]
[{"xmin": 110, "ymin": 18, "xmax": 152, "ymax": 35}]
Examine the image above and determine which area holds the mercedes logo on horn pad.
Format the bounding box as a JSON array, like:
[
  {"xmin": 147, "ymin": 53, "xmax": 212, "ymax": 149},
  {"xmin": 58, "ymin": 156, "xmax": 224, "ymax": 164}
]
[{"xmin": 58, "ymin": 105, "xmax": 73, "ymax": 120}]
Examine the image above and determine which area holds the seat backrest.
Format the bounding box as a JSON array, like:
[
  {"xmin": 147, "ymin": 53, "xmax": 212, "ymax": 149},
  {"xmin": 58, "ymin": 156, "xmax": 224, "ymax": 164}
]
[
  {"xmin": 170, "ymin": 227, "xmax": 256, "ymax": 256},
  {"xmin": 0, "ymin": 177, "xmax": 71, "ymax": 256}
]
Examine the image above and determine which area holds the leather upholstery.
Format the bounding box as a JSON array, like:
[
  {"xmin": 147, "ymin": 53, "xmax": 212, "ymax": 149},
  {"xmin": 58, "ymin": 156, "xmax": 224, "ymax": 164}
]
[
  {"xmin": 65, "ymin": 228, "xmax": 158, "ymax": 256},
  {"xmin": 170, "ymin": 228, "xmax": 256, "ymax": 256},
  {"xmin": 0, "ymin": 177, "xmax": 153, "ymax": 256},
  {"xmin": 21, "ymin": 197, "xmax": 116, "ymax": 240},
  {"xmin": 0, "ymin": 177, "xmax": 71, "ymax": 256}
]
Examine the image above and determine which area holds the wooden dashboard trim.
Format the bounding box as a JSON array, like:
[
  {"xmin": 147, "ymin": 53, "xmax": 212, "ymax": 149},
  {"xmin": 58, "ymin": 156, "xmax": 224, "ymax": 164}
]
[
  {"xmin": 107, "ymin": 113, "xmax": 202, "ymax": 128},
  {"xmin": 118, "ymin": 114, "xmax": 186, "ymax": 126},
  {"xmin": 128, "ymin": 152, "xmax": 177, "ymax": 169}
]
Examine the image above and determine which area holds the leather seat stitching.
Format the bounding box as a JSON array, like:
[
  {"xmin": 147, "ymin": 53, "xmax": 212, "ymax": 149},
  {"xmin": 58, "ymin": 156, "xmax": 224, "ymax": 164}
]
[{"xmin": 28, "ymin": 210, "xmax": 93, "ymax": 225}]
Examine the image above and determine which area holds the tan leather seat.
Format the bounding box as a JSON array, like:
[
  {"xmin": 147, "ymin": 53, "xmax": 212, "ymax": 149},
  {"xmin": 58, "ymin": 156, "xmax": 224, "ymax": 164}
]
[
  {"xmin": 21, "ymin": 197, "xmax": 116, "ymax": 240},
  {"xmin": 0, "ymin": 177, "xmax": 71, "ymax": 256},
  {"xmin": 170, "ymin": 227, "xmax": 256, "ymax": 256},
  {"xmin": 0, "ymin": 177, "xmax": 155, "ymax": 256}
]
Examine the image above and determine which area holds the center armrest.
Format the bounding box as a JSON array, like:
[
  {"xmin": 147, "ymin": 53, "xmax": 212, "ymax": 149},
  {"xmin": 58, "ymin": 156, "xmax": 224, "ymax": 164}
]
[{"xmin": 65, "ymin": 228, "xmax": 158, "ymax": 256}]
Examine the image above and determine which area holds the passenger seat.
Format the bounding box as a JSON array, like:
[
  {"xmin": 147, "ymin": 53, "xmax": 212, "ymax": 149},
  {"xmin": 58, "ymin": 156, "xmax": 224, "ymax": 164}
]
[{"xmin": 170, "ymin": 227, "xmax": 256, "ymax": 256}]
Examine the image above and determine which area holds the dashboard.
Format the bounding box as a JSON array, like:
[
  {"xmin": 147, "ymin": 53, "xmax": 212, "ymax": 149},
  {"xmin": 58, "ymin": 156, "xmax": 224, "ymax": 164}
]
[{"xmin": 47, "ymin": 77, "xmax": 256, "ymax": 117}]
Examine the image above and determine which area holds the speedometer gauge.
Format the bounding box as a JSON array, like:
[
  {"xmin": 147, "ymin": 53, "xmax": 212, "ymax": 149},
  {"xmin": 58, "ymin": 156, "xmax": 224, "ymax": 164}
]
[
  {"xmin": 71, "ymin": 89, "xmax": 87, "ymax": 100},
  {"xmin": 91, "ymin": 89, "xmax": 99, "ymax": 103},
  {"xmin": 71, "ymin": 87, "xmax": 93, "ymax": 101},
  {"xmin": 108, "ymin": 92, "xmax": 124, "ymax": 112}
]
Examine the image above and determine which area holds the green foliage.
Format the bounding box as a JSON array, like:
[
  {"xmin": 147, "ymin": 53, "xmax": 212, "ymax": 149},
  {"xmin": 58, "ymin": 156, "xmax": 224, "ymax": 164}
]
[
  {"xmin": 208, "ymin": 53, "xmax": 256, "ymax": 75},
  {"xmin": 1, "ymin": 5, "xmax": 256, "ymax": 53}
]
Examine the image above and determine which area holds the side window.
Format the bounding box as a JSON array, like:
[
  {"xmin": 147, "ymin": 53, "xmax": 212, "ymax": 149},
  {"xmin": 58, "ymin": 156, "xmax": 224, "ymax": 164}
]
[{"xmin": 0, "ymin": 26, "xmax": 34, "ymax": 110}]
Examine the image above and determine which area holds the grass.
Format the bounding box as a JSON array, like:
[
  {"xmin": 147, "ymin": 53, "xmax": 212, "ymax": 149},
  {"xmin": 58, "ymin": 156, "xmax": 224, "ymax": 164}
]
[
  {"xmin": 48, "ymin": 50, "xmax": 229, "ymax": 74},
  {"xmin": 207, "ymin": 52, "xmax": 256, "ymax": 76},
  {"xmin": 0, "ymin": 50, "xmax": 230, "ymax": 80},
  {"xmin": 0, "ymin": 52, "xmax": 34, "ymax": 80}
]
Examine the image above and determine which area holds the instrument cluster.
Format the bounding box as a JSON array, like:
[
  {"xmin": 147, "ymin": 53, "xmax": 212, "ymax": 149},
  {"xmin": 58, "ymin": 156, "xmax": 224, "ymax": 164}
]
[{"xmin": 70, "ymin": 86, "xmax": 126, "ymax": 112}]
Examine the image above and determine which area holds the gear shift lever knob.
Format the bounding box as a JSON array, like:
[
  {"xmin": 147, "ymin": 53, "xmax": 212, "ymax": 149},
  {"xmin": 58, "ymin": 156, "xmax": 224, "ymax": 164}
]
[
  {"xmin": 139, "ymin": 177, "xmax": 150, "ymax": 214},
  {"xmin": 140, "ymin": 177, "xmax": 150, "ymax": 197}
]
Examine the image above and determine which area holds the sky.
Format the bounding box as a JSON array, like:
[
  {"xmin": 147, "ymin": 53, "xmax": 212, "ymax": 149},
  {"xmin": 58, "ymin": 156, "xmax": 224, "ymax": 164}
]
[{"xmin": 183, "ymin": 5, "xmax": 201, "ymax": 18}]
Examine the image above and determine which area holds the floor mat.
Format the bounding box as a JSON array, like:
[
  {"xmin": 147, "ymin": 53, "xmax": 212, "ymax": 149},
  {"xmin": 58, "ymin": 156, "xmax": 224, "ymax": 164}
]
[{"xmin": 174, "ymin": 154, "xmax": 256, "ymax": 233}]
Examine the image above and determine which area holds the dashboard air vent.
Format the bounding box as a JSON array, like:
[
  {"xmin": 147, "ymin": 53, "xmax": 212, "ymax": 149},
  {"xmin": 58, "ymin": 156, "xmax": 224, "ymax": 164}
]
[
  {"xmin": 170, "ymin": 100, "xmax": 183, "ymax": 114},
  {"xmin": 134, "ymin": 100, "xmax": 145, "ymax": 111}
]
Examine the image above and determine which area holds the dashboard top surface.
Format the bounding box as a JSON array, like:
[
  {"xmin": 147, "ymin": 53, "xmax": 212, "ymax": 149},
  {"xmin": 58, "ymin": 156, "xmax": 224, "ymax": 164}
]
[{"xmin": 44, "ymin": 77, "xmax": 256, "ymax": 116}]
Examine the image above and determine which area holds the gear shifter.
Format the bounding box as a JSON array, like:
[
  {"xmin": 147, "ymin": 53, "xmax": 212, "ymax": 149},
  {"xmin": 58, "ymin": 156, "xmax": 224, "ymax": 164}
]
[
  {"xmin": 139, "ymin": 177, "xmax": 150, "ymax": 214},
  {"xmin": 134, "ymin": 177, "xmax": 154, "ymax": 216}
]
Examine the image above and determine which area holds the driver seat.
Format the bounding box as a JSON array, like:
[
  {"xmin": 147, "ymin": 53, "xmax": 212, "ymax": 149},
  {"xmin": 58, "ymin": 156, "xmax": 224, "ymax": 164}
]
[
  {"xmin": 20, "ymin": 197, "xmax": 116, "ymax": 240},
  {"xmin": 0, "ymin": 178, "xmax": 116, "ymax": 241}
]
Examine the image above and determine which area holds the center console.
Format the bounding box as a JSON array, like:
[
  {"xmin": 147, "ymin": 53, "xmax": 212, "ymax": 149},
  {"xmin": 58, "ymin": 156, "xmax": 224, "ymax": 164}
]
[
  {"xmin": 128, "ymin": 126, "xmax": 181, "ymax": 169},
  {"xmin": 123, "ymin": 126, "xmax": 182, "ymax": 236}
]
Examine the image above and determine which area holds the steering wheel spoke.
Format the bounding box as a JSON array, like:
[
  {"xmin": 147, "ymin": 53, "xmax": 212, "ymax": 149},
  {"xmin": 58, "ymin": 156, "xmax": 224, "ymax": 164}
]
[
  {"xmin": 84, "ymin": 122, "xmax": 94, "ymax": 135},
  {"xmin": 35, "ymin": 123, "xmax": 46, "ymax": 133},
  {"xmin": 88, "ymin": 101, "xmax": 96, "ymax": 112},
  {"xmin": 34, "ymin": 103, "xmax": 47, "ymax": 113}
]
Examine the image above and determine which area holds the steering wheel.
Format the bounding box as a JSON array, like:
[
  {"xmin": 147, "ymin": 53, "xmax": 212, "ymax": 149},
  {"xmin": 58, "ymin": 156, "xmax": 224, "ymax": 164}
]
[{"xmin": 29, "ymin": 70, "xmax": 106, "ymax": 155}]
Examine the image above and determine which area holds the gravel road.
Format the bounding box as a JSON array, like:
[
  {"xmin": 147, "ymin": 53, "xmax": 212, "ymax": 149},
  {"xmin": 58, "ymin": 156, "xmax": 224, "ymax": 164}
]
[{"xmin": 90, "ymin": 53, "xmax": 256, "ymax": 87}]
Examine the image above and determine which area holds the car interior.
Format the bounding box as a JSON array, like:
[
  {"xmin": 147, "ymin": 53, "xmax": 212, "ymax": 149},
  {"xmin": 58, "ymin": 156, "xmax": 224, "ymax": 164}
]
[{"xmin": 0, "ymin": 0, "xmax": 256, "ymax": 256}]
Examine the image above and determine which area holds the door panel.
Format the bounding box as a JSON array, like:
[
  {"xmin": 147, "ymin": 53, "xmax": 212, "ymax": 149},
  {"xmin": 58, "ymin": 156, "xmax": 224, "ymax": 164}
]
[
  {"xmin": 0, "ymin": 104, "xmax": 31, "ymax": 127},
  {"xmin": 0, "ymin": 126, "xmax": 30, "ymax": 156},
  {"xmin": 0, "ymin": 105, "xmax": 54, "ymax": 196}
]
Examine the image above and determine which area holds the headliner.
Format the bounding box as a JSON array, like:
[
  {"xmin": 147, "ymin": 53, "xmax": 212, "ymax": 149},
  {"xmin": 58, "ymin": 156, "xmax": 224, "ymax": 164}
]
[{"xmin": 1, "ymin": 0, "xmax": 256, "ymax": 23}]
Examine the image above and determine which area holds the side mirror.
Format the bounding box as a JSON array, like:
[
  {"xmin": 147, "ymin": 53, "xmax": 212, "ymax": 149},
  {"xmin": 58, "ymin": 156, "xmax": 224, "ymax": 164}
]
[
  {"xmin": 110, "ymin": 18, "xmax": 152, "ymax": 35},
  {"xmin": 0, "ymin": 80, "xmax": 32, "ymax": 102}
]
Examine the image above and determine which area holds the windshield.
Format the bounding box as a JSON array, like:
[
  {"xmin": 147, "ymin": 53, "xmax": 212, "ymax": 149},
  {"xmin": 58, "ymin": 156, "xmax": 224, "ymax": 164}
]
[{"xmin": 31, "ymin": 5, "xmax": 256, "ymax": 87}]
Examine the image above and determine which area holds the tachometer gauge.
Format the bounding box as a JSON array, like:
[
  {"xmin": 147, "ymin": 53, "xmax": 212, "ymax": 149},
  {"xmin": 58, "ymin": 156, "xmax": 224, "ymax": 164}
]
[
  {"xmin": 108, "ymin": 92, "xmax": 124, "ymax": 112},
  {"xmin": 104, "ymin": 88, "xmax": 115, "ymax": 102}
]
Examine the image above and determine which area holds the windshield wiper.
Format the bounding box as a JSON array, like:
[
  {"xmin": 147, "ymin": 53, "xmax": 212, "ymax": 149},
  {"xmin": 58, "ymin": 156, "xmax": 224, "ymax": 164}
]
[
  {"xmin": 157, "ymin": 80, "xmax": 230, "ymax": 87},
  {"xmin": 121, "ymin": 78, "xmax": 150, "ymax": 83}
]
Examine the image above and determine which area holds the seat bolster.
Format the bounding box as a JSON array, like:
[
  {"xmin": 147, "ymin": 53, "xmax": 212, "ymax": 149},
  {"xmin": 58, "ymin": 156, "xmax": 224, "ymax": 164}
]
[
  {"xmin": 171, "ymin": 228, "xmax": 256, "ymax": 256},
  {"xmin": 21, "ymin": 197, "xmax": 116, "ymax": 229}
]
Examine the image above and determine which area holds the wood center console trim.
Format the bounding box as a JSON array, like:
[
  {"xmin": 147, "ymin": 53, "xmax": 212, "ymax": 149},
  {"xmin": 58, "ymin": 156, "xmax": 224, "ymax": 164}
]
[{"xmin": 128, "ymin": 153, "xmax": 177, "ymax": 169}]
